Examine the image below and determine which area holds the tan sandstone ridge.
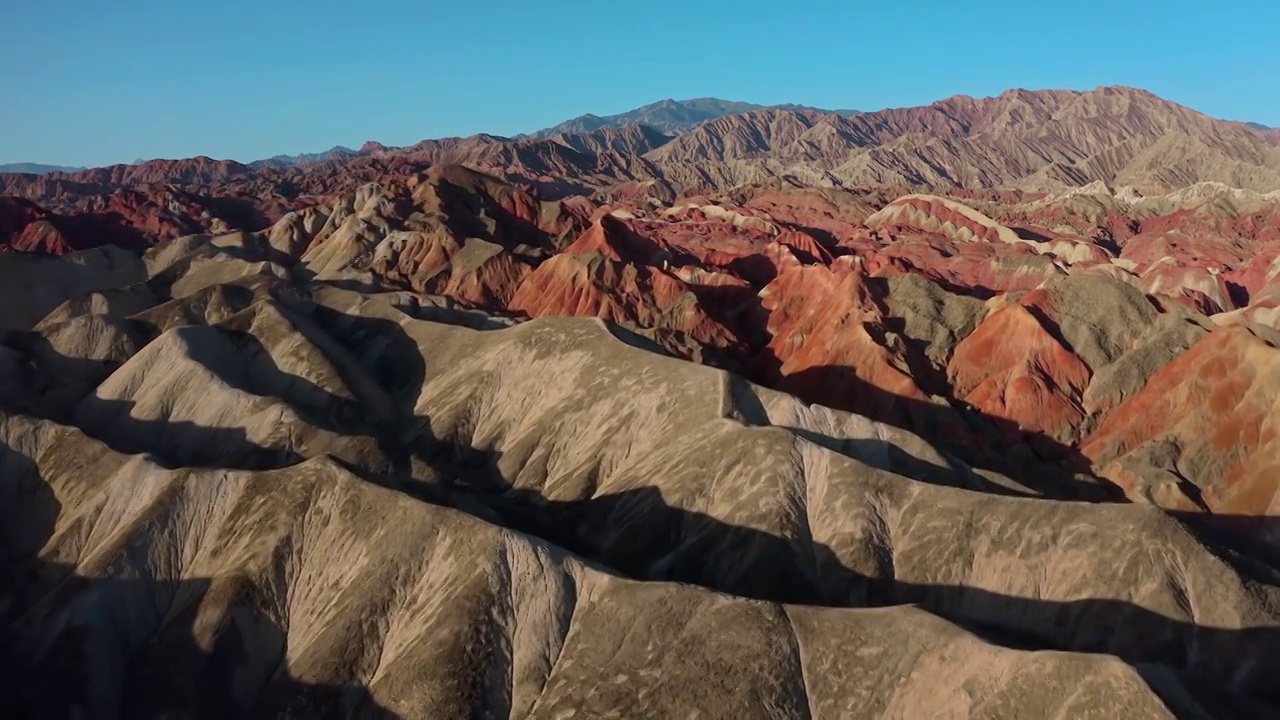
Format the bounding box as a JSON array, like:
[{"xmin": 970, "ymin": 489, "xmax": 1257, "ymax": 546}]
[{"xmin": 2, "ymin": 230, "xmax": 1280, "ymax": 718}]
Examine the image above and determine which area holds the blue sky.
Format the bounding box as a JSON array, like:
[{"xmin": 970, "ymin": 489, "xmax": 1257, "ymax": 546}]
[{"xmin": 3, "ymin": 0, "xmax": 1278, "ymax": 167}]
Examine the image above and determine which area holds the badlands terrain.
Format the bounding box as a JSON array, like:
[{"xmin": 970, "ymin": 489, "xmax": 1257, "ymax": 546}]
[{"xmin": 4, "ymin": 86, "xmax": 1280, "ymax": 718}]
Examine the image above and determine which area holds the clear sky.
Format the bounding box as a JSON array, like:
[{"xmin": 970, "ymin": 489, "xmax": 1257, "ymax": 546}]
[{"xmin": 3, "ymin": 0, "xmax": 1278, "ymax": 167}]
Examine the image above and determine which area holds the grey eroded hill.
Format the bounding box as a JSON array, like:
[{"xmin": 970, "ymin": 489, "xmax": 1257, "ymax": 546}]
[{"xmin": 2, "ymin": 232, "xmax": 1279, "ymax": 718}]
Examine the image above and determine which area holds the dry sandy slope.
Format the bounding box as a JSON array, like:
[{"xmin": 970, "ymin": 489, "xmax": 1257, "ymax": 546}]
[
  {"xmin": 1, "ymin": 235, "xmax": 1277, "ymax": 718},
  {"xmin": 2, "ymin": 416, "xmax": 1184, "ymax": 720}
]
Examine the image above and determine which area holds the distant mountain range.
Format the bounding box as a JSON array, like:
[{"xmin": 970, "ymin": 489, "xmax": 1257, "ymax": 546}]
[
  {"xmin": 3, "ymin": 98, "xmax": 862, "ymax": 171},
  {"xmin": 9, "ymin": 94, "xmax": 1277, "ymax": 180},
  {"xmin": 247, "ymin": 146, "xmax": 360, "ymax": 169},
  {"xmin": 246, "ymin": 98, "xmax": 862, "ymax": 167},
  {"xmin": 3, "ymin": 87, "xmax": 1279, "ymax": 199},
  {"xmin": 0, "ymin": 163, "xmax": 85, "ymax": 175}
]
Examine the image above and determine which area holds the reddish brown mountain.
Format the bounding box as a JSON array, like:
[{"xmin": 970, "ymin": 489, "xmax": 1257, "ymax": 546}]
[{"xmin": 6, "ymin": 86, "xmax": 1277, "ymax": 235}]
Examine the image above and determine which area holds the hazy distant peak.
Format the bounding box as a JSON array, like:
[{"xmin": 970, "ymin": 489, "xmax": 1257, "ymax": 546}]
[
  {"xmin": 525, "ymin": 97, "xmax": 859, "ymax": 139},
  {"xmin": 0, "ymin": 162, "xmax": 85, "ymax": 175},
  {"xmin": 248, "ymin": 145, "xmax": 360, "ymax": 169}
]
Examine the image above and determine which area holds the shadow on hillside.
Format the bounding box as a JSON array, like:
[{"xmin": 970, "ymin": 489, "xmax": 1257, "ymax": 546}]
[
  {"xmin": 0, "ymin": 440, "xmax": 400, "ymax": 720},
  {"xmin": 430, "ymin": 170, "xmax": 567, "ymax": 252},
  {"xmin": 911, "ymin": 272, "xmax": 1002, "ymax": 300},
  {"xmin": 0, "ymin": 330, "xmax": 304, "ymax": 473},
  {"xmin": 203, "ymin": 196, "xmax": 276, "ymax": 234},
  {"xmin": 467, "ymin": 481, "xmax": 1280, "ymax": 716},
  {"xmin": 681, "ymin": 279, "xmax": 773, "ymax": 351},
  {"xmin": 775, "ymin": 220, "xmax": 841, "ymax": 249},
  {"xmin": 0, "ymin": 245, "xmax": 151, "ymax": 332},
  {"xmin": 320, "ymin": 308, "xmax": 1278, "ymax": 713},
  {"xmin": 717, "ymin": 373, "xmax": 1038, "ymax": 498},
  {"xmin": 34, "ymin": 213, "xmax": 156, "ymax": 253},
  {"xmin": 755, "ymin": 360, "xmax": 1119, "ymax": 502}
]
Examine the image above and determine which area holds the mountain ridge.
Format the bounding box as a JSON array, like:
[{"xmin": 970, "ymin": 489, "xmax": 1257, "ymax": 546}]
[
  {"xmin": 523, "ymin": 96, "xmax": 862, "ymax": 138},
  {"xmin": 639, "ymin": 85, "xmax": 1280, "ymax": 193},
  {"xmin": 8, "ymin": 86, "xmax": 1277, "ymax": 196},
  {"xmin": 5, "ymin": 85, "xmax": 1277, "ymax": 201}
]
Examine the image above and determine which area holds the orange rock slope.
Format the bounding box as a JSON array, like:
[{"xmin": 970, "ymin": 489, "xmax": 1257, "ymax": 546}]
[{"xmin": 1082, "ymin": 324, "xmax": 1280, "ymax": 514}]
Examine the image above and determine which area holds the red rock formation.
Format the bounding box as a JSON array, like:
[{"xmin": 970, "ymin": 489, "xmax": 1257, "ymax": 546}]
[
  {"xmin": 0, "ymin": 196, "xmax": 155, "ymax": 253},
  {"xmin": 50, "ymin": 155, "xmax": 253, "ymax": 186},
  {"xmin": 949, "ymin": 291, "xmax": 1092, "ymax": 443},
  {"xmin": 1138, "ymin": 260, "xmax": 1238, "ymax": 314},
  {"xmin": 737, "ymin": 185, "xmax": 882, "ymax": 241},
  {"xmin": 509, "ymin": 253, "xmax": 741, "ymax": 351},
  {"xmin": 370, "ymin": 231, "xmax": 535, "ymax": 308},
  {"xmin": 1120, "ymin": 229, "xmax": 1250, "ymax": 272},
  {"xmin": 1226, "ymin": 241, "xmax": 1280, "ymax": 301},
  {"xmin": 562, "ymin": 214, "xmax": 674, "ymax": 264},
  {"xmin": 412, "ymin": 164, "xmax": 590, "ymax": 247},
  {"xmin": 756, "ymin": 254, "xmax": 927, "ymax": 422},
  {"xmin": 0, "ymin": 197, "xmax": 49, "ymax": 246},
  {"xmin": 864, "ymin": 195, "xmax": 1023, "ymax": 245},
  {"xmin": 1081, "ymin": 324, "xmax": 1280, "ymax": 514},
  {"xmin": 865, "ymin": 233, "xmax": 1065, "ymax": 296},
  {"xmin": 774, "ymin": 230, "xmax": 834, "ymax": 264}
]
